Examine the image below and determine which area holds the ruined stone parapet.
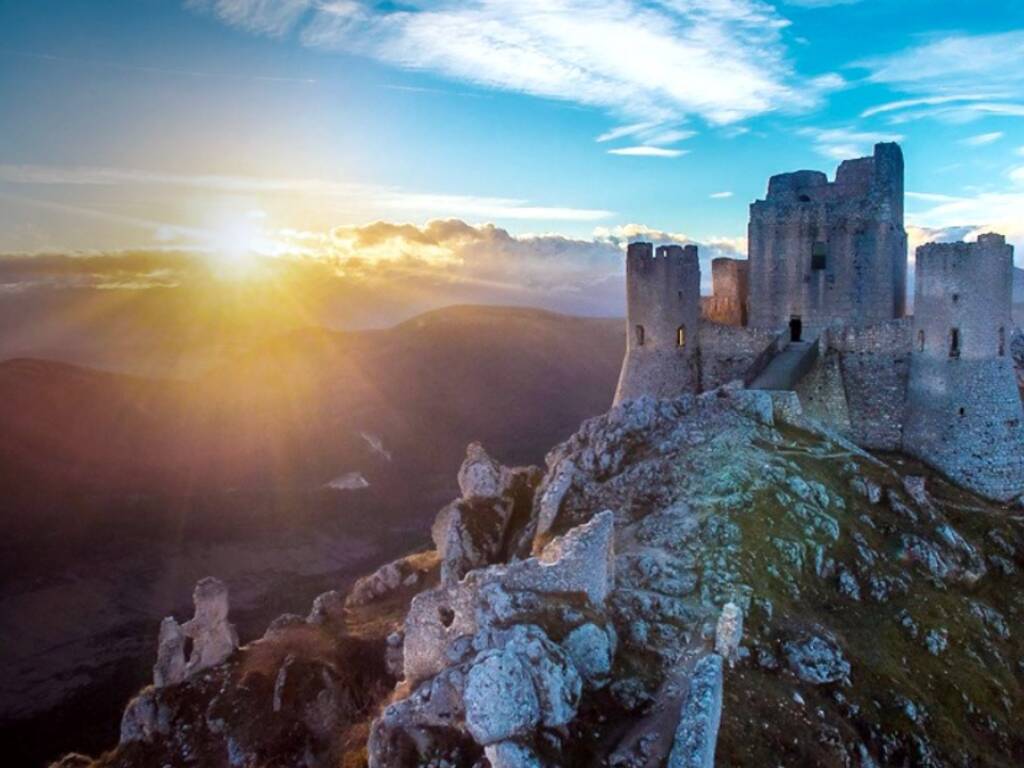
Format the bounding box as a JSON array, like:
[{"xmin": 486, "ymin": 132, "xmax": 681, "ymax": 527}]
[
  {"xmin": 748, "ymin": 143, "xmax": 907, "ymax": 333},
  {"xmin": 903, "ymin": 234, "xmax": 1024, "ymax": 501},
  {"xmin": 614, "ymin": 242, "xmax": 701, "ymax": 405},
  {"xmin": 667, "ymin": 654, "xmax": 724, "ymax": 768}
]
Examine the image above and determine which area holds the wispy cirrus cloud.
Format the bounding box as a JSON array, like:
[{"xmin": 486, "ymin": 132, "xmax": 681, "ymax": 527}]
[
  {"xmin": 188, "ymin": 0, "xmax": 839, "ymax": 129},
  {"xmin": 607, "ymin": 146, "xmax": 687, "ymax": 158},
  {"xmin": 798, "ymin": 127, "xmax": 903, "ymax": 160},
  {"xmin": 857, "ymin": 31, "xmax": 1024, "ymax": 123},
  {"xmin": 0, "ymin": 164, "xmax": 613, "ymax": 223},
  {"xmin": 960, "ymin": 131, "xmax": 1003, "ymax": 147}
]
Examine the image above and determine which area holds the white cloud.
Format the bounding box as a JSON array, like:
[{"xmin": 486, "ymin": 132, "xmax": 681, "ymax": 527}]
[
  {"xmin": 798, "ymin": 127, "xmax": 903, "ymax": 160},
  {"xmin": 960, "ymin": 131, "xmax": 1004, "ymax": 146},
  {"xmin": 1011, "ymin": 166, "xmax": 1024, "ymax": 184},
  {"xmin": 190, "ymin": 0, "xmax": 839, "ymax": 127},
  {"xmin": 907, "ymin": 189, "xmax": 1024, "ymax": 254},
  {"xmin": 185, "ymin": 0, "xmax": 312, "ymax": 36},
  {"xmin": 857, "ymin": 31, "xmax": 1024, "ymax": 123},
  {"xmin": 710, "ymin": 191, "xmax": 734, "ymax": 198},
  {"xmin": 0, "ymin": 164, "xmax": 613, "ymax": 222},
  {"xmin": 607, "ymin": 146, "xmax": 688, "ymax": 158}
]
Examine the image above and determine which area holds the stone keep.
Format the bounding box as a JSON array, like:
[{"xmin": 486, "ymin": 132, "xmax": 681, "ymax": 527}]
[
  {"xmin": 903, "ymin": 234, "xmax": 1024, "ymax": 502},
  {"xmin": 614, "ymin": 243, "xmax": 701, "ymax": 406},
  {"xmin": 748, "ymin": 142, "xmax": 907, "ymax": 335}
]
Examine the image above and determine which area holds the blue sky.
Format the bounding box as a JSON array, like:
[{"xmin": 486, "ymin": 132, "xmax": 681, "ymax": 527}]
[{"xmin": 1, "ymin": 0, "xmax": 1023, "ymax": 318}]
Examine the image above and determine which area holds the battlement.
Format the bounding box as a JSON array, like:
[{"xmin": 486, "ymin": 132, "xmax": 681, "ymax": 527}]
[
  {"xmin": 757, "ymin": 143, "xmax": 903, "ymax": 216},
  {"xmin": 626, "ymin": 241, "xmax": 699, "ymax": 273}
]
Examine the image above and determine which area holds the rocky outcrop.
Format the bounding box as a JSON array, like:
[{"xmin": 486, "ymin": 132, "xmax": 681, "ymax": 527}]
[
  {"xmin": 369, "ymin": 512, "xmax": 615, "ymax": 766},
  {"xmin": 434, "ymin": 443, "xmax": 542, "ymax": 585},
  {"xmin": 150, "ymin": 577, "xmax": 238, "ymax": 689},
  {"xmin": 51, "ymin": 386, "xmax": 1024, "ymax": 768},
  {"xmin": 182, "ymin": 577, "xmax": 239, "ymax": 676}
]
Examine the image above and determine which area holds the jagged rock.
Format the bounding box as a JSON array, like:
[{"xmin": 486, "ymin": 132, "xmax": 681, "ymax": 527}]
[
  {"xmin": 346, "ymin": 553, "xmax": 432, "ymax": 607},
  {"xmin": 667, "ymin": 654, "xmax": 723, "ymax": 768},
  {"xmin": 783, "ymin": 633, "xmax": 850, "ymax": 684},
  {"xmin": 850, "ymin": 476, "xmax": 882, "ymax": 504},
  {"xmin": 307, "ymin": 589, "xmax": 346, "ymax": 626},
  {"xmin": 385, "ymin": 631, "xmax": 405, "ymax": 678},
  {"xmin": 119, "ymin": 689, "xmax": 168, "ymax": 744},
  {"xmin": 153, "ymin": 617, "xmax": 186, "ymax": 688},
  {"xmin": 434, "ymin": 448, "xmax": 542, "ymax": 585},
  {"xmin": 714, "ymin": 602, "xmax": 743, "ymax": 664},
  {"xmin": 562, "ymin": 622, "xmax": 616, "ymax": 689},
  {"xmin": 902, "ymin": 476, "xmax": 930, "ymax": 507},
  {"xmin": 485, "ymin": 740, "xmax": 544, "ymax": 768},
  {"xmin": 182, "ymin": 577, "xmax": 239, "ymax": 676},
  {"xmin": 458, "ymin": 441, "xmax": 505, "ymax": 499},
  {"xmin": 403, "ymin": 511, "xmax": 614, "ymax": 684}
]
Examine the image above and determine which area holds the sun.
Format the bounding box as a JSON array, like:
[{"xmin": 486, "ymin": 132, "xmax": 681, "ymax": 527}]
[{"xmin": 203, "ymin": 210, "xmax": 283, "ymax": 279}]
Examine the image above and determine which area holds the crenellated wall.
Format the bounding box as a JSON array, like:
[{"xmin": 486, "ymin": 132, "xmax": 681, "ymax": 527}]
[{"xmin": 902, "ymin": 234, "xmax": 1024, "ymax": 501}]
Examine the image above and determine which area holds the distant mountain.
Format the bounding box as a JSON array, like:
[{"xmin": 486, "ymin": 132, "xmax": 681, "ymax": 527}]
[{"xmin": 0, "ymin": 305, "xmax": 625, "ymax": 767}]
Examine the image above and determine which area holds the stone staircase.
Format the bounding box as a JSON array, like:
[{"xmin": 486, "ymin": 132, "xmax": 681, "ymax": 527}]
[{"xmin": 748, "ymin": 339, "xmax": 818, "ymax": 391}]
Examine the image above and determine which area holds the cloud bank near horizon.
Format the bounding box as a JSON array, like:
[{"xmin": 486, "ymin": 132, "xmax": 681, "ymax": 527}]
[{"xmin": 0, "ymin": 219, "xmax": 748, "ymax": 326}]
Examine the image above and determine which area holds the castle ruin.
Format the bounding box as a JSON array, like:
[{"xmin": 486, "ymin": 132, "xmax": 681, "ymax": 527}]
[{"xmin": 614, "ymin": 143, "xmax": 1024, "ymax": 503}]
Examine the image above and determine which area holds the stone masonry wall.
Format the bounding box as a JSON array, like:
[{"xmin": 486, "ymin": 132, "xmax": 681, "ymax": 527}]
[
  {"xmin": 824, "ymin": 319, "xmax": 911, "ymax": 450},
  {"xmin": 701, "ymin": 296, "xmax": 744, "ymax": 326},
  {"xmin": 699, "ymin": 323, "xmax": 778, "ymax": 391},
  {"xmin": 747, "ymin": 143, "xmax": 907, "ymax": 336},
  {"xmin": 903, "ymin": 234, "xmax": 1024, "ymax": 501},
  {"xmin": 614, "ymin": 243, "xmax": 701, "ymax": 405}
]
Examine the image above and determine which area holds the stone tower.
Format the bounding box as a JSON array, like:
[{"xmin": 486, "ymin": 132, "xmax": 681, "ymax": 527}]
[
  {"xmin": 903, "ymin": 234, "xmax": 1024, "ymax": 502},
  {"xmin": 747, "ymin": 142, "xmax": 907, "ymax": 337},
  {"xmin": 613, "ymin": 242, "xmax": 701, "ymax": 405}
]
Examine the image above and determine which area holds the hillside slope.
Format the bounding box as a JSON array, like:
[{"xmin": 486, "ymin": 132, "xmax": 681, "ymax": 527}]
[
  {"xmin": 57, "ymin": 387, "xmax": 1024, "ymax": 768},
  {"xmin": 0, "ymin": 306, "xmax": 624, "ymax": 768}
]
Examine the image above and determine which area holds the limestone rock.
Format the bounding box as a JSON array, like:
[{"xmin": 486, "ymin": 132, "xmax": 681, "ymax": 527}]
[
  {"xmin": 714, "ymin": 602, "xmax": 743, "ymax": 665},
  {"xmin": 464, "ymin": 650, "xmax": 540, "ymax": 744},
  {"xmin": 458, "ymin": 441, "xmax": 505, "ymax": 499},
  {"xmin": 153, "ymin": 617, "xmax": 186, "ymax": 688},
  {"xmin": 403, "ymin": 511, "xmax": 614, "ymax": 684},
  {"xmin": 667, "ymin": 654, "xmax": 723, "ymax": 768},
  {"xmin": 783, "ymin": 633, "xmax": 850, "ymax": 684},
  {"xmin": 562, "ymin": 622, "xmax": 616, "ymax": 689},
  {"xmin": 346, "ymin": 554, "xmax": 431, "ymax": 608},
  {"xmin": 306, "ymin": 589, "xmax": 346, "ymax": 626},
  {"xmin": 182, "ymin": 577, "xmax": 239, "ymax": 676},
  {"xmin": 485, "ymin": 740, "xmax": 544, "ymax": 768}
]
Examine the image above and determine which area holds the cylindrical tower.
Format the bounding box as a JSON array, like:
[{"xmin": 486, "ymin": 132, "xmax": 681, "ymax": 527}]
[
  {"xmin": 903, "ymin": 233, "xmax": 1024, "ymax": 501},
  {"xmin": 613, "ymin": 242, "xmax": 701, "ymax": 405}
]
